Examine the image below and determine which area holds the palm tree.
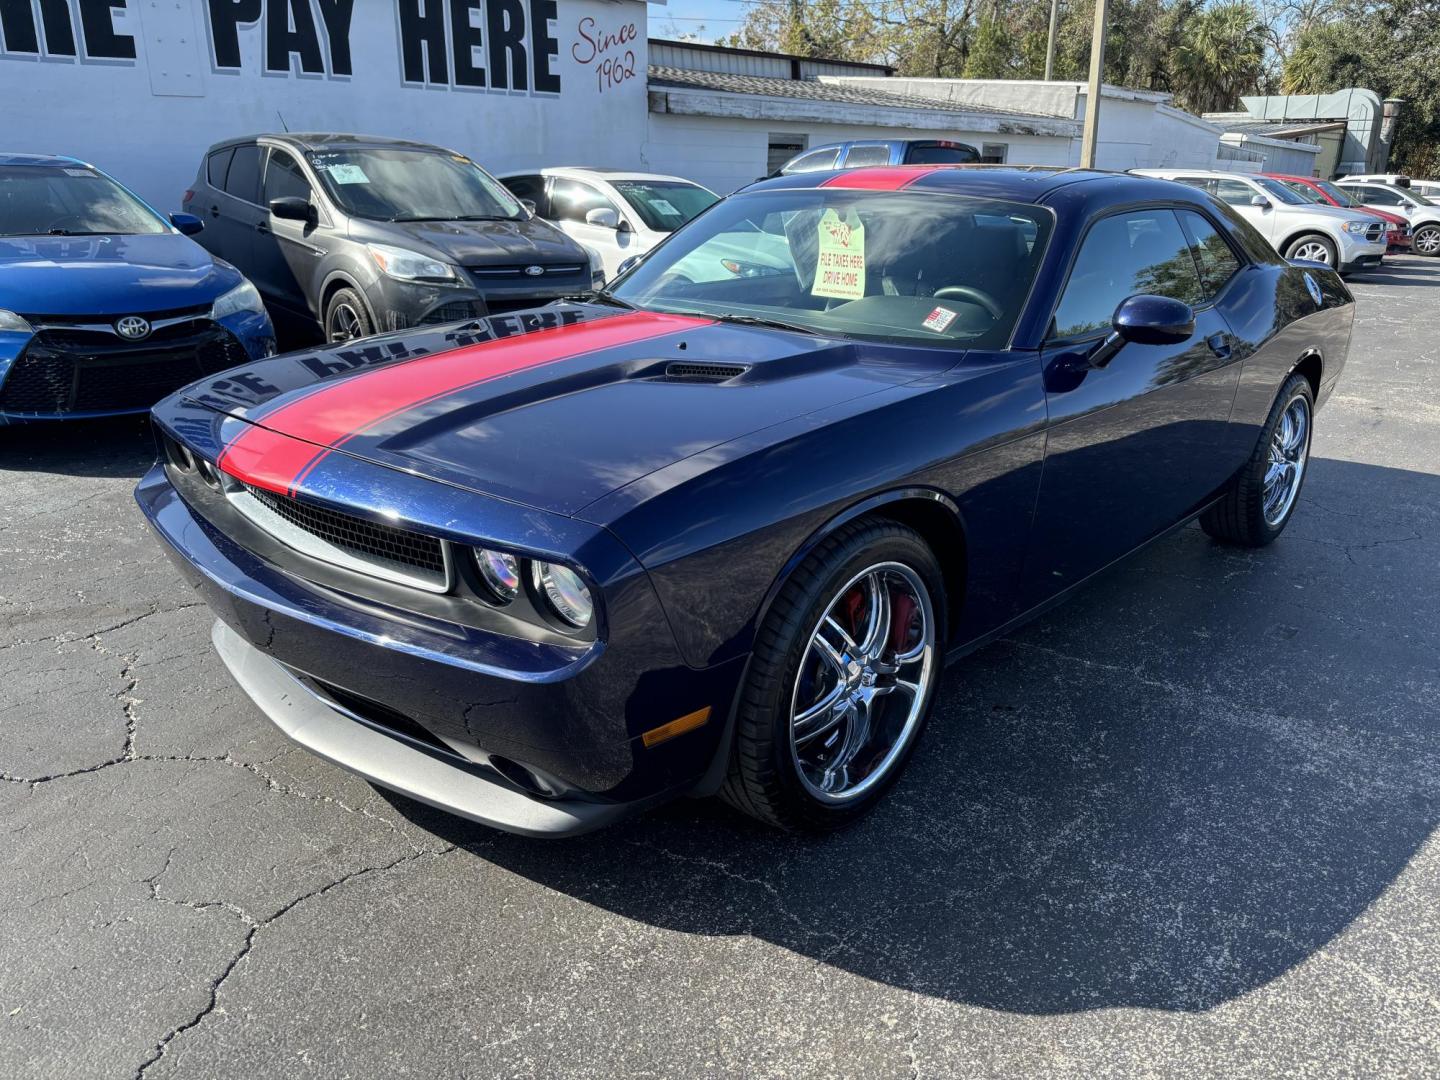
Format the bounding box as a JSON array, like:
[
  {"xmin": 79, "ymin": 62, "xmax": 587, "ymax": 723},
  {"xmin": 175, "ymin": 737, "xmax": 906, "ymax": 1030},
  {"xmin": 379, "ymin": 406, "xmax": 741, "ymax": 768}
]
[{"xmin": 1169, "ymin": 1, "xmax": 1266, "ymax": 113}]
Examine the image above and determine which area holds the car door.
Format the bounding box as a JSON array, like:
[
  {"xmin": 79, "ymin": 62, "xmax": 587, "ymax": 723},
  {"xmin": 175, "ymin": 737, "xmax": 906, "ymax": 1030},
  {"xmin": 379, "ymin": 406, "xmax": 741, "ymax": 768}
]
[
  {"xmin": 259, "ymin": 147, "xmax": 326, "ymax": 319},
  {"xmin": 549, "ymin": 177, "xmax": 631, "ymax": 279},
  {"xmin": 190, "ymin": 146, "xmax": 234, "ymax": 259},
  {"xmin": 209, "ymin": 142, "xmax": 263, "ymax": 282},
  {"xmin": 1023, "ymin": 206, "xmax": 1243, "ymax": 604},
  {"xmin": 1211, "ymin": 176, "xmax": 1278, "ymax": 242}
]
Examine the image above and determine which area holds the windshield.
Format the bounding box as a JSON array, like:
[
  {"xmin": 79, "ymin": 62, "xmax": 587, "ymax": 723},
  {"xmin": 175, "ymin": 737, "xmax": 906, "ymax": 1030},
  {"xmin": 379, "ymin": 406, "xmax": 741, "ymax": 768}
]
[
  {"xmin": 1313, "ymin": 180, "xmax": 1359, "ymax": 208},
  {"xmin": 611, "ymin": 180, "xmax": 718, "ymax": 232},
  {"xmin": 1253, "ymin": 177, "xmax": 1307, "ymax": 205},
  {"xmin": 0, "ymin": 165, "xmax": 168, "ymax": 237},
  {"xmin": 1399, "ymin": 188, "xmax": 1436, "ymax": 206},
  {"xmin": 307, "ymin": 149, "xmax": 523, "ymax": 222},
  {"xmin": 610, "ymin": 189, "xmax": 1053, "ymax": 349},
  {"xmin": 1279, "ymin": 180, "xmax": 1326, "ymax": 204}
]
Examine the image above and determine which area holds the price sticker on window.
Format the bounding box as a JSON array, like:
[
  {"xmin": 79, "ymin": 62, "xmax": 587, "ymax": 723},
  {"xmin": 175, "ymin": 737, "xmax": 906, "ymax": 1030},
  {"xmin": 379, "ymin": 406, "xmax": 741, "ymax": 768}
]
[{"xmin": 812, "ymin": 209, "xmax": 866, "ymax": 300}]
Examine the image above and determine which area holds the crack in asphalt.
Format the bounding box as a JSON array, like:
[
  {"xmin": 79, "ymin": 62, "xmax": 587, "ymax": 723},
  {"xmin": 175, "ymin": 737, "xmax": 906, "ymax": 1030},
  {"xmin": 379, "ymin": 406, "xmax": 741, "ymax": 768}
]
[
  {"xmin": 0, "ymin": 602, "xmax": 206, "ymax": 653},
  {"xmin": 132, "ymin": 845, "xmax": 457, "ymax": 1079}
]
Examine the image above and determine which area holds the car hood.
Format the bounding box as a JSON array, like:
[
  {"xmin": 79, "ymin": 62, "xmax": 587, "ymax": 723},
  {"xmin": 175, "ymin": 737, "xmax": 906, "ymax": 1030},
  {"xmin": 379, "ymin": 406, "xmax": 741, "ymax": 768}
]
[
  {"xmin": 364, "ymin": 216, "xmax": 588, "ymax": 267},
  {"xmin": 0, "ymin": 233, "xmax": 235, "ymax": 316},
  {"xmin": 183, "ymin": 303, "xmax": 952, "ymax": 516},
  {"xmin": 1288, "ymin": 204, "xmax": 1376, "ymax": 226}
]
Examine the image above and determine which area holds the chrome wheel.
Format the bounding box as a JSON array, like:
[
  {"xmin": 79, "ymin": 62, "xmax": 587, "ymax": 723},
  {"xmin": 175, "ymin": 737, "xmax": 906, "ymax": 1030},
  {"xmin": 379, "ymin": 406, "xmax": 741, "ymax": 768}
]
[
  {"xmin": 1415, "ymin": 227, "xmax": 1440, "ymax": 256},
  {"xmin": 1263, "ymin": 393, "xmax": 1310, "ymax": 526},
  {"xmin": 1292, "ymin": 240, "xmax": 1332, "ymax": 264},
  {"xmin": 328, "ymin": 302, "xmax": 364, "ymax": 343},
  {"xmin": 788, "ymin": 562, "xmax": 936, "ymax": 803}
]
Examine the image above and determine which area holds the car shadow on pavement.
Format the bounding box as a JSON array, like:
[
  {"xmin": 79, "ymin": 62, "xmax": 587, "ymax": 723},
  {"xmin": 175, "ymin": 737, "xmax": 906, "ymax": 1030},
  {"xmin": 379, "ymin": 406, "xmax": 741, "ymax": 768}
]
[
  {"xmin": 0, "ymin": 414, "xmax": 157, "ymax": 478},
  {"xmin": 386, "ymin": 455, "xmax": 1440, "ymax": 1015}
]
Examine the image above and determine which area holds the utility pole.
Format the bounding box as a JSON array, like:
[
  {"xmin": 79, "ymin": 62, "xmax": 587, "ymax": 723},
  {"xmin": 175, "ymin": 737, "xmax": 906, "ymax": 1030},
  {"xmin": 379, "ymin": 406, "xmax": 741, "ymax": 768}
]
[
  {"xmin": 1044, "ymin": 0, "xmax": 1059, "ymax": 80},
  {"xmin": 1078, "ymin": 0, "xmax": 1109, "ymax": 168}
]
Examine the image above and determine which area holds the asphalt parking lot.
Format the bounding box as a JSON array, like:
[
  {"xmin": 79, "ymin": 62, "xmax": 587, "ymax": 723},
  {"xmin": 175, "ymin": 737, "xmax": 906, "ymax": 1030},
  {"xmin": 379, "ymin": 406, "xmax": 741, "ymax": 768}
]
[{"xmin": 3, "ymin": 257, "xmax": 1438, "ymax": 1080}]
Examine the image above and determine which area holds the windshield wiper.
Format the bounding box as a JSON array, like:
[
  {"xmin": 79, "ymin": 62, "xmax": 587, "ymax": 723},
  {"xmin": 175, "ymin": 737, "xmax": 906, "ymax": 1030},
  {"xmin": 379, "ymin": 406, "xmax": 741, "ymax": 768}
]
[
  {"xmin": 706, "ymin": 313, "xmax": 822, "ymax": 336},
  {"xmin": 552, "ymin": 289, "xmax": 633, "ymax": 309},
  {"xmin": 45, "ymin": 229, "xmax": 111, "ymax": 236}
]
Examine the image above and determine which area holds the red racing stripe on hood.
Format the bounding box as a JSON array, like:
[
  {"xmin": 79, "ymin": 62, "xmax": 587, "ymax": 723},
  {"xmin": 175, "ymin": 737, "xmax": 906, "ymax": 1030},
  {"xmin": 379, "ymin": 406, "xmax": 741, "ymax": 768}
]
[
  {"xmin": 819, "ymin": 166, "xmax": 942, "ymax": 191},
  {"xmin": 217, "ymin": 310, "xmax": 708, "ymax": 496}
]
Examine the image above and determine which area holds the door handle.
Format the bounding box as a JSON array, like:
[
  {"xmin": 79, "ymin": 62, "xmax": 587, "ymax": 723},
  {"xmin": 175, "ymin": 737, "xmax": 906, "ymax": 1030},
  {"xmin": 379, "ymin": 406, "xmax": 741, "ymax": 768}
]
[
  {"xmin": 255, "ymin": 222, "xmax": 269, "ymax": 235},
  {"xmin": 1206, "ymin": 333, "xmax": 1232, "ymax": 360},
  {"xmin": 209, "ymin": 205, "xmax": 220, "ymax": 218}
]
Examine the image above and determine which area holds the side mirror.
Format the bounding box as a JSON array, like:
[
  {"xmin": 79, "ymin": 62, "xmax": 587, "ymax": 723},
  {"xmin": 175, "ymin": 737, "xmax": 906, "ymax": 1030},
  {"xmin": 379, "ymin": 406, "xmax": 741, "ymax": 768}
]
[
  {"xmin": 616, "ymin": 254, "xmax": 642, "ymax": 278},
  {"xmin": 585, "ymin": 207, "xmax": 620, "ymax": 230},
  {"xmin": 1250, "ymin": 194, "xmax": 1272, "ymax": 209},
  {"xmin": 269, "ymin": 196, "xmax": 316, "ymax": 225},
  {"xmin": 519, "ymin": 198, "xmax": 537, "ymax": 215},
  {"xmin": 169, "ymin": 212, "xmax": 204, "ymax": 236},
  {"xmin": 1088, "ymin": 294, "xmax": 1195, "ymax": 368}
]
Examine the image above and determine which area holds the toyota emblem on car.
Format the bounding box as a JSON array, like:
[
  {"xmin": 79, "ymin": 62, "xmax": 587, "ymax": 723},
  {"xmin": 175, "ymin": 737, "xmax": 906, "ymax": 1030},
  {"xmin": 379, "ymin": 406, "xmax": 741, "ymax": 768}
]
[{"xmin": 115, "ymin": 315, "xmax": 151, "ymax": 340}]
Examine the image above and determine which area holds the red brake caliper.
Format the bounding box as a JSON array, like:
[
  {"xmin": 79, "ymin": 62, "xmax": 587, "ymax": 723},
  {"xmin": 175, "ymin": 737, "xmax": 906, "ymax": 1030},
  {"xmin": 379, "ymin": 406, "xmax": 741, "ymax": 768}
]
[
  {"xmin": 888, "ymin": 592, "xmax": 917, "ymax": 654},
  {"xmin": 841, "ymin": 588, "xmax": 866, "ymax": 647}
]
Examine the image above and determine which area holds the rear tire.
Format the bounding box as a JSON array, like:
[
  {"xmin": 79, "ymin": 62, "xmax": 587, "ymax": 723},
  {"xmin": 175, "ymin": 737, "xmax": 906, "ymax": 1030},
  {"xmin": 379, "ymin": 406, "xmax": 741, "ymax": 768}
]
[
  {"xmin": 1201, "ymin": 372, "xmax": 1314, "ymax": 547},
  {"xmin": 1413, "ymin": 224, "xmax": 1440, "ymax": 257},
  {"xmin": 721, "ymin": 519, "xmax": 946, "ymax": 831},
  {"xmin": 1283, "ymin": 233, "xmax": 1338, "ymax": 268},
  {"xmin": 325, "ymin": 288, "xmax": 375, "ymax": 343}
]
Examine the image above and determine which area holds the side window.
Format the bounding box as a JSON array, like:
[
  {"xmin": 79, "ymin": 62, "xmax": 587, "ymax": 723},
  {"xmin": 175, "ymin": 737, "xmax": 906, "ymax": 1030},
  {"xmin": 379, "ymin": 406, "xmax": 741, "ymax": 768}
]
[
  {"xmin": 1051, "ymin": 210, "xmax": 1205, "ymax": 339},
  {"xmin": 223, "ymin": 144, "xmax": 262, "ymax": 204},
  {"xmin": 206, "ymin": 148, "xmax": 234, "ymax": 189},
  {"xmin": 1357, "ymin": 186, "xmax": 1402, "ymax": 206},
  {"xmin": 502, "ymin": 174, "xmax": 548, "ymax": 216},
  {"xmin": 1177, "ymin": 210, "xmax": 1243, "ymax": 300},
  {"xmin": 908, "ymin": 143, "xmax": 982, "ymax": 164},
  {"xmin": 1213, "ymin": 179, "xmax": 1256, "ymax": 206},
  {"xmin": 550, "ymin": 178, "xmax": 617, "ymax": 224},
  {"xmin": 783, "ymin": 147, "xmax": 840, "ymax": 174},
  {"xmin": 263, "ymin": 149, "xmax": 312, "ymax": 203},
  {"xmin": 842, "ymin": 144, "xmax": 893, "ymax": 168}
]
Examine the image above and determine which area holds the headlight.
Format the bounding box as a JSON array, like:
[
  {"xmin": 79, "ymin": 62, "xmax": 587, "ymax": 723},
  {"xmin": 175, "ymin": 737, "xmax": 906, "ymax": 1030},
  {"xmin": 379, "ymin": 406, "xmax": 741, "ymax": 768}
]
[
  {"xmin": 210, "ymin": 280, "xmax": 265, "ymax": 320},
  {"xmin": 0, "ymin": 309, "xmax": 35, "ymax": 333},
  {"xmin": 474, "ymin": 548, "xmax": 521, "ymax": 602},
  {"xmin": 533, "ymin": 562, "xmax": 593, "ymax": 629},
  {"xmin": 1341, "ymin": 221, "xmax": 1372, "ymax": 234},
  {"xmin": 366, "ymin": 243, "xmax": 457, "ymax": 282}
]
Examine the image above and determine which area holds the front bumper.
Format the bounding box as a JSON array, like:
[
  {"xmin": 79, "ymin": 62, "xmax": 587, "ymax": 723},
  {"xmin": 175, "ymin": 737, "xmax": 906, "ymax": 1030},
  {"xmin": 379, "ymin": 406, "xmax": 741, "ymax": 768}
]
[
  {"xmin": 135, "ymin": 454, "xmax": 744, "ymax": 836},
  {"xmin": 213, "ymin": 619, "xmax": 631, "ymax": 836},
  {"xmin": 0, "ymin": 308, "xmax": 273, "ymax": 424},
  {"xmin": 1337, "ymin": 234, "xmax": 1387, "ymax": 274},
  {"xmin": 364, "ymin": 270, "xmax": 597, "ymax": 333}
]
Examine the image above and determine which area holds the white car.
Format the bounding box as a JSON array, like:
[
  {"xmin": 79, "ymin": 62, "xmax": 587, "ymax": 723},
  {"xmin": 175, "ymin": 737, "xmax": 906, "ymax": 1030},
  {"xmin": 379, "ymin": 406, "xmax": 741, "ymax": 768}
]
[
  {"xmin": 498, "ymin": 168, "xmax": 719, "ymax": 281},
  {"xmin": 1133, "ymin": 169, "xmax": 1388, "ymax": 274},
  {"xmin": 1335, "ymin": 180, "xmax": 1440, "ymax": 256}
]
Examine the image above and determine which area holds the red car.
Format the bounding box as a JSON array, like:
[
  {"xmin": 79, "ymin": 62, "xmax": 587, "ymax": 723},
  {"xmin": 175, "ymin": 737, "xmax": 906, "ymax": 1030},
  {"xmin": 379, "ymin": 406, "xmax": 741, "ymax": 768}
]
[{"xmin": 1267, "ymin": 173, "xmax": 1412, "ymax": 252}]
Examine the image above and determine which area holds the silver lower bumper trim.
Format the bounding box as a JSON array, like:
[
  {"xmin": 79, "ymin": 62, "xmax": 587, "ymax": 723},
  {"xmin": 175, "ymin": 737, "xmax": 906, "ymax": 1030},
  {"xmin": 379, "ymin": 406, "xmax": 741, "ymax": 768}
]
[{"xmin": 211, "ymin": 619, "xmax": 629, "ymax": 838}]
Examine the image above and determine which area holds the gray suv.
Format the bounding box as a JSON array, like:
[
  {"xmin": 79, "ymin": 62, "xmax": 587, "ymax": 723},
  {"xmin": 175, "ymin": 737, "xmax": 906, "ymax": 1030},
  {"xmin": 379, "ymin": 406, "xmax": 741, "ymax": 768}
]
[{"xmin": 184, "ymin": 134, "xmax": 600, "ymax": 342}]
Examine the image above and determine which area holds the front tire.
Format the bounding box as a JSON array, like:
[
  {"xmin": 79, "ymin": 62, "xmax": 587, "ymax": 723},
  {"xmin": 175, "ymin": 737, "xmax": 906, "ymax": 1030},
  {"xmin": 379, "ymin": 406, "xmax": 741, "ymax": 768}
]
[
  {"xmin": 325, "ymin": 287, "xmax": 375, "ymax": 344},
  {"xmin": 1284, "ymin": 233, "xmax": 1338, "ymax": 268},
  {"xmin": 721, "ymin": 520, "xmax": 945, "ymax": 831},
  {"xmin": 1201, "ymin": 372, "xmax": 1314, "ymax": 547},
  {"xmin": 1413, "ymin": 224, "xmax": 1440, "ymax": 257}
]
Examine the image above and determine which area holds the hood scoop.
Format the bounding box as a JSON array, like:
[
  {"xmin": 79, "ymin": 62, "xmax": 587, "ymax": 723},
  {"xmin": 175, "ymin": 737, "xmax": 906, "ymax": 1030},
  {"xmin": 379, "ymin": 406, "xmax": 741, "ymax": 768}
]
[{"xmin": 662, "ymin": 361, "xmax": 750, "ymax": 383}]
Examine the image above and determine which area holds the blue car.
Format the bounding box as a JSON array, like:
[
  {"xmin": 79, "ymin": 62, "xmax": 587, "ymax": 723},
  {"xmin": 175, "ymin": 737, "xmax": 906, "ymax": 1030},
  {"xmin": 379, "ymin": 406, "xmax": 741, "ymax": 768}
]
[
  {"xmin": 137, "ymin": 166, "xmax": 1353, "ymax": 836},
  {"xmin": 0, "ymin": 153, "xmax": 274, "ymax": 423}
]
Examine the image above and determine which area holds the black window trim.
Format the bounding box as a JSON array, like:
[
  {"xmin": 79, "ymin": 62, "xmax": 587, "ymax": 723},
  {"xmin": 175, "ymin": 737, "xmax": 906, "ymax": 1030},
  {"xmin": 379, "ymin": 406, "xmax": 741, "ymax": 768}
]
[{"xmin": 1043, "ymin": 201, "xmax": 1250, "ymax": 347}]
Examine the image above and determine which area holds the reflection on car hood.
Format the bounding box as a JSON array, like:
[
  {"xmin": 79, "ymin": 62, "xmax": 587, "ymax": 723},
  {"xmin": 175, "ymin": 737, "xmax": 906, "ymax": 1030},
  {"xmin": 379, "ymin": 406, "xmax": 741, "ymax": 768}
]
[
  {"xmin": 371, "ymin": 216, "xmax": 590, "ymax": 267},
  {"xmin": 183, "ymin": 303, "xmax": 952, "ymax": 516},
  {"xmin": 0, "ymin": 233, "xmax": 235, "ymax": 315}
]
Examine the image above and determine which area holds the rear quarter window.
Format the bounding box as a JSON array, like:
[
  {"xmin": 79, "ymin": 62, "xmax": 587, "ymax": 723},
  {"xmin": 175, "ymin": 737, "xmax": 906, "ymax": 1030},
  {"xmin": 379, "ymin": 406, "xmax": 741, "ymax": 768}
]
[{"xmin": 206, "ymin": 148, "xmax": 234, "ymax": 189}]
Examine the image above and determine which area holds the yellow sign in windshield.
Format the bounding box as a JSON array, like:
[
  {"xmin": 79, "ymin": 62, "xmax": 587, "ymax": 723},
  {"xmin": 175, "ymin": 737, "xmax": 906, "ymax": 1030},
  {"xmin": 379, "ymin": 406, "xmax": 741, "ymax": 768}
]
[{"xmin": 812, "ymin": 209, "xmax": 866, "ymax": 300}]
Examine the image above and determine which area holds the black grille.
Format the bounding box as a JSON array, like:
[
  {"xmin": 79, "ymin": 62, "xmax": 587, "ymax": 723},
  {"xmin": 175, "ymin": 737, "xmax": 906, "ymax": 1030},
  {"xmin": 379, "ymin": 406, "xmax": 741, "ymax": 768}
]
[
  {"xmin": 665, "ymin": 362, "xmax": 748, "ymax": 382},
  {"xmin": 0, "ymin": 319, "xmax": 248, "ymax": 414},
  {"xmin": 466, "ymin": 264, "xmax": 586, "ymax": 278},
  {"xmin": 1365, "ymin": 223, "xmax": 1384, "ymax": 242},
  {"xmin": 244, "ymin": 484, "xmax": 446, "ymax": 577}
]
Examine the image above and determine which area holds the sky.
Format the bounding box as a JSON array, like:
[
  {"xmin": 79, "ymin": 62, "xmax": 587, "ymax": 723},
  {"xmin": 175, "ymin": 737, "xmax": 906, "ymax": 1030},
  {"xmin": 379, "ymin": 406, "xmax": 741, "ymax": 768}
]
[{"xmin": 647, "ymin": 0, "xmax": 755, "ymax": 43}]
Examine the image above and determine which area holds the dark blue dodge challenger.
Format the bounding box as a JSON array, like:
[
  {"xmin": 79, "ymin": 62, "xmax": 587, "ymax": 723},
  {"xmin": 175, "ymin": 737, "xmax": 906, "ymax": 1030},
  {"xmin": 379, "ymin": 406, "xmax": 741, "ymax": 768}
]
[{"xmin": 137, "ymin": 166, "xmax": 1353, "ymax": 836}]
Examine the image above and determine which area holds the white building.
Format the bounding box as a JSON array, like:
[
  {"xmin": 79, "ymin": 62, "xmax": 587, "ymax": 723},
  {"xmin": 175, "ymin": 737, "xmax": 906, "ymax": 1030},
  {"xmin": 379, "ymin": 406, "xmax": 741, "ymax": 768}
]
[{"xmin": 1, "ymin": 1, "xmax": 1237, "ymax": 207}]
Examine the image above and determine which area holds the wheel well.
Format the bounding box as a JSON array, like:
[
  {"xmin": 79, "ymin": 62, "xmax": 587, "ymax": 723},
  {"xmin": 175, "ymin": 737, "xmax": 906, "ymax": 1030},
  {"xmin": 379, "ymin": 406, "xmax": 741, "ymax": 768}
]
[
  {"xmin": 1279, "ymin": 230, "xmax": 1334, "ymax": 255},
  {"xmin": 1293, "ymin": 352, "xmax": 1322, "ymax": 398},
  {"xmin": 864, "ymin": 498, "xmax": 966, "ymax": 643},
  {"xmin": 320, "ymin": 276, "xmax": 359, "ymax": 320}
]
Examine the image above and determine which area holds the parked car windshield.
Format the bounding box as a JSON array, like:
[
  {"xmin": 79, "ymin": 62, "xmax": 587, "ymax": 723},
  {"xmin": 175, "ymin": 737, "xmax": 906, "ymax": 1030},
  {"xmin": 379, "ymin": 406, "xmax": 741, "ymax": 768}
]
[
  {"xmin": 0, "ymin": 164, "xmax": 168, "ymax": 237},
  {"xmin": 306, "ymin": 149, "xmax": 524, "ymax": 222},
  {"xmin": 610, "ymin": 189, "xmax": 1053, "ymax": 349},
  {"xmin": 1252, "ymin": 177, "xmax": 1308, "ymax": 205},
  {"xmin": 1311, "ymin": 180, "xmax": 1362, "ymax": 208},
  {"xmin": 611, "ymin": 180, "xmax": 718, "ymax": 232}
]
